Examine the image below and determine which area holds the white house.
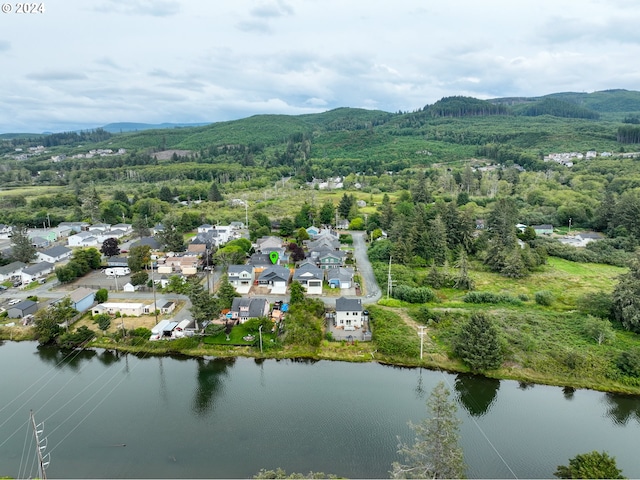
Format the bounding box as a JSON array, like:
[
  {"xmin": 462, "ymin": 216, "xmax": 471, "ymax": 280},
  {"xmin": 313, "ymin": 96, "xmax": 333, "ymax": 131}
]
[
  {"xmin": 293, "ymin": 263, "xmax": 324, "ymax": 295},
  {"xmin": 21, "ymin": 262, "xmax": 54, "ymax": 284},
  {"xmin": 68, "ymin": 231, "xmax": 99, "ymax": 247},
  {"xmin": 93, "ymin": 302, "xmax": 146, "ymax": 317},
  {"xmin": 335, "ymin": 297, "xmax": 364, "ymax": 330},
  {"xmin": 0, "ymin": 261, "xmax": 26, "ymax": 282},
  {"xmin": 227, "ymin": 265, "xmax": 255, "ymax": 294},
  {"xmin": 230, "ymin": 297, "xmax": 270, "ymax": 324},
  {"xmin": 37, "ymin": 245, "xmax": 72, "ymax": 264}
]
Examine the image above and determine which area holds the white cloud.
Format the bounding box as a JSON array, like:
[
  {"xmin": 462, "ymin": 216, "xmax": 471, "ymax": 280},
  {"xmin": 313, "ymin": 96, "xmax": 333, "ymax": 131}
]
[{"xmin": 0, "ymin": 0, "xmax": 639, "ymax": 132}]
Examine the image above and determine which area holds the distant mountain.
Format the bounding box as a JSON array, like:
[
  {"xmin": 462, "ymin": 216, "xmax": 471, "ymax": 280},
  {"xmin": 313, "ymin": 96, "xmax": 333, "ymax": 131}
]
[
  {"xmin": 490, "ymin": 89, "xmax": 640, "ymax": 115},
  {"xmin": 100, "ymin": 122, "xmax": 212, "ymax": 133}
]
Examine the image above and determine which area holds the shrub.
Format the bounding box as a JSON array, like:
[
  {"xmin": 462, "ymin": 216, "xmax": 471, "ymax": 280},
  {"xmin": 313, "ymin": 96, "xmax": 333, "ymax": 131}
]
[
  {"xmin": 95, "ymin": 288, "xmax": 108, "ymax": 303},
  {"xmin": 391, "ymin": 285, "xmax": 437, "ymax": 304},
  {"xmin": 616, "ymin": 348, "xmax": 640, "ymax": 378},
  {"xmin": 129, "ymin": 327, "xmax": 152, "ymax": 338},
  {"xmin": 535, "ymin": 290, "xmax": 554, "ymax": 306},
  {"xmin": 577, "ymin": 291, "xmax": 613, "ymax": 319},
  {"xmin": 463, "ymin": 292, "xmax": 522, "ymax": 305},
  {"xmin": 410, "ymin": 305, "xmax": 441, "ymax": 325}
]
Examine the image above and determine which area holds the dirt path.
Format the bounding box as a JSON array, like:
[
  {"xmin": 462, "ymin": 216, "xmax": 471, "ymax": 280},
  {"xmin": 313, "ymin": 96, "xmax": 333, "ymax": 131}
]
[{"xmin": 377, "ymin": 305, "xmax": 436, "ymax": 351}]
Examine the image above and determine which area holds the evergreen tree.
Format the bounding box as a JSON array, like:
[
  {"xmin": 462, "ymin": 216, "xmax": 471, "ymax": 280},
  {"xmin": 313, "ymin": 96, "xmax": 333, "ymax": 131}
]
[
  {"xmin": 391, "ymin": 382, "xmax": 466, "ymax": 479},
  {"xmin": 426, "ymin": 216, "xmax": 448, "ymax": 266},
  {"xmin": 217, "ymin": 279, "xmax": 240, "ymax": 310},
  {"xmin": 611, "ymin": 253, "xmax": 640, "ymax": 333},
  {"xmin": 10, "ymin": 225, "xmax": 37, "ymax": 263},
  {"xmin": 454, "ymin": 312, "xmax": 504, "ymax": 372},
  {"xmin": 279, "ymin": 217, "xmax": 295, "ymax": 237},
  {"xmin": 289, "ymin": 281, "xmax": 305, "ymax": 305},
  {"xmin": 113, "ymin": 190, "xmax": 130, "ymax": 205},
  {"xmin": 319, "ymin": 200, "xmax": 336, "ymax": 226},
  {"xmin": 208, "ymin": 182, "xmax": 224, "ymax": 202},
  {"xmin": 453, "ymin": 249, "xmax": 475, "ymax": 290},
  {"xmin": 554, "ymin": 451, "xmax": 625, "ymax": 479},
  {"xmin": 337, "ymin": 193, "xmax": 354, "ymax": 219},
  {"xmin": 158, "ymin": 185, "xmax": 174, "ymax": 203},
  {"xmin": 158, "ymin": 225, "xmax": 186, "ymax": 252}
]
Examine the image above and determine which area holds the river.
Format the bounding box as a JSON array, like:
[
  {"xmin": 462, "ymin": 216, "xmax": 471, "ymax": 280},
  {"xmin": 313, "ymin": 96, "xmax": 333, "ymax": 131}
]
[{"xmin": 1, "ymin": 341, "xmax": 639, "ymax": 479}]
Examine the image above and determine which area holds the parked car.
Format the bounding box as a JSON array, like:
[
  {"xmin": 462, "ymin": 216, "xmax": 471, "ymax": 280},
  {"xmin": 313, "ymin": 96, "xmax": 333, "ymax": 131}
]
[{"xmin": 0, "ymin": 285, "xmax": 7, "ymax": 291}]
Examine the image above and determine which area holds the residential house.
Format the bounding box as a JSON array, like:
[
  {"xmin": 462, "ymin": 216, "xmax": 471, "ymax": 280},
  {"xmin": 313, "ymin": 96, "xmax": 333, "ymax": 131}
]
[
  {"xmin": 8, "ymin": 300, "xmax": 38, "ymax": 319},
  {"xmin": 306, "ymin": 236, "xmax": 340, "ymax": 251},
  {"xmin": 326, "ymin": 267, "xmax": 354, "ymax": 289},
  {"xmin": 161, "ymin": 301, "xmax": 176, "ymax": 314},
  {"xmin": 152, "ymin": 223, "xmax": 165, "ymax": 236},
  {"xmin": 67, "ymin": 231, "xmax": 99, "ymax": 247},
  {"xmin": 198, "ymin": 224, "xmax": 214, "ymax": 233},
  {"xmin": 21, "ymin": 262, "xmax": 54, "ymax": 284},
  {"xmin": 227, "ymin": 265, "xmax": 255, "ymax": 294},
  {"xmin": 248, "ymin": 253, "xmax": 274, "ymax": 274},
  {"xmin": 305, "ymin": 226, "xmax": 320, "ymax": 238},
  {"xmin": 37, "ymin": 245, "xmax": 72, "ymax": 264},
  {"xmin": 335, "ymin": 297, "xmax": 364, "ymax": 330},
  {"xmin": 89, "ymin": 223, "xmax": 111, "ymax": 234},
  {"xmin": 230, "ymin": 221, "xmax": 245, "ymax": 230},
  {"xmin": 0, "ymin": 261, "xmax": 26, "ymax": 282},
  {"xmin": 106, "ymin": 256, "xmax": 129, "ymax": 268},
  {"xmin": 130, "ymin": 236, "xmax": 161, "ymax": 250},
  {"xmin": 255, "ymin": 236, "xmax": 283, "ymax": 253},
  {"xmin": 230, "ymin": 297, "xmax": 270, "ymax": 324},
  {"xmin": 111, "ymin": 223, "xmax": 133, "ymax": 235},
  {"xmin": 179, "ymin": 256, "xmax": 199, "ymax": 275},
  {"xmin": 93, "ymin": 302, "xmax": 146, "ymax": 317},
  {"xmin": 123, "ymin": 282, "xmax": 137, "ymax": 292},
  {"xmin": 187, "ymin": 243, "xmax": 207, "ymax": 255},
  {"xmin": 30, "ymin": 236, "xmax": 51, "ymax": 249},
  {"xmin": 315, "ymin": 250, "xmax": 346, "ymax": 269},
  {"xmin": 293, "ymin": 263, "xmax": 324, "ymax": 295},
  {"xmin": 258, "ymin": 265, "xmax": 290, "ymax": 294},
  {"xmin": 58, "ymin": 221, "xmax": 89, "ymax": 233},
  {"xmin": 66, "ymin": 287, "xmax": 96, "ymax": 313}
]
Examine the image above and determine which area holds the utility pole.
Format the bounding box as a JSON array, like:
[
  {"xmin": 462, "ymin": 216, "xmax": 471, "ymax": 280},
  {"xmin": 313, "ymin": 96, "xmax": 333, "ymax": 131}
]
[
  {"xmin": 418, "ymin": 326, "xmax": 426, "ymax": 360},
  {"xmin": 259, "ymin": 324, "xmax": 263, "ymax": 353},
  {"xmin": 386, "ymin": 256, "xmax": 393, "ymax": 299},
  {"xmin": 30, "ymin": 410, "xmax": 50, "ymax": 480}
]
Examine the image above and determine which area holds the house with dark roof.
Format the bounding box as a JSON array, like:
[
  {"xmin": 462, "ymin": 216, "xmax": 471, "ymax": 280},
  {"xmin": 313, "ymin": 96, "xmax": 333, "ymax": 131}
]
[
  {"xmin": 8, "ymin": 299, "xmax": 38, "ymax": 319},
  {"xmin": 326, "ymin": 267, "xmax": 354, "ymax": 289},
  {"xmin": 130, "ymin": 236, "xmax": 161, "ymax": 250},
  {"xmin": 532, "ymin": 224, "xmax": 554, "ymax": 235},
  {"xmin": 258, "ymin": 265, "xmax": 290, "ymax": 294},
  {"xmin": 293, "ymin": 263, "xmax": 324, "ymax": 295},
  {"xmin": 230, "ymin": 297, "xmax": 270, "ymax": 324},
  {"xmin": 37, "ymin": 245, "xmax": 72, "ymax": 264},
  {"xmin": 335, "ymin": 297, "xmax": 364, "ymax": 329},
  {"xmin": 314, "ymin": 250, "xmax": 346, "ymax": 269}
]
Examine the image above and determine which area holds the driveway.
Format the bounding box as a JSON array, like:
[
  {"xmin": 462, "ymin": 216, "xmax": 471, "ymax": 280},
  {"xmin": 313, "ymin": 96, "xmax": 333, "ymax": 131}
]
[{"xmin": 350, "ymin": 231, "xmax": 382, "ymax": 304}]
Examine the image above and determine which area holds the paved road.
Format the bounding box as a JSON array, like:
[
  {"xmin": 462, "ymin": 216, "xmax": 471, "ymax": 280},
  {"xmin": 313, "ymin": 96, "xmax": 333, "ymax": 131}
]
[{"xmin": 350, "ymin": 231, "xmax": 382, "ymax": 305}]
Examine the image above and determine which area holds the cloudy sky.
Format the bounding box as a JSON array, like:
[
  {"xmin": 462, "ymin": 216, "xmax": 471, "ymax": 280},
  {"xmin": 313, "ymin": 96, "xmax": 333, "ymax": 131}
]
[{"xmin": 1, "ymin": 0, "xmax": 639, "ymax": 133}]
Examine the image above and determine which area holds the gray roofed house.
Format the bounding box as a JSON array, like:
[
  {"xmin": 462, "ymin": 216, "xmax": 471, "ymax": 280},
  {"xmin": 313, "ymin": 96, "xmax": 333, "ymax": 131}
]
[
  {"xmin": 37, "ymin": 245, "xmax": 72, "ymax": 264},
  {"xmin": 335, "ymin": 297, "xmax": 364, "ymax": 329},
  {"xmin": 293, "ymin": 263, "xmax": 324, "ymax": 295},
  {"xmin": 230, "ymin": 297, "xmax": 270, "ymax": 323},
  {"xmin": 130, "ymin": 236, "xmax": 161, "ymax": 250},
  {"xmin": 248, "ymin": 253, "xmax": 273, "ymax": 268},
  {"xmin": 326, "ymin": 267, "xmax": 354, "ymax": 289},
  {"xmin": 107, "ymin": 256, "xmax": 129, "ymax": 267},
  {"xmin": 0, "ymin": 261, "xmax": 27, "ymax": 281},
  {"xmin": 21, "ymin": 262, "xmax": 54, "ymax": 283},
  {"xmin": 227, "ymin": 265, "xmax": 255, "ymax": 294},
  {"xmin": 8, "ymin": 299, "xmax": 38, "ymax": 319},
  {"xmin": 258, "ymin": 265, "xmax": 290, "ymax": 294}
]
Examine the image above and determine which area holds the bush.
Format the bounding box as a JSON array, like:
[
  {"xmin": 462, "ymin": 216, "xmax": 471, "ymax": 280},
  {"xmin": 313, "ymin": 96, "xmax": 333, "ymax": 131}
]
[
  {"xmin": 463, "ymin": 292, "xmax": 522, "ymax": 305},
  {"xmin": 392, "ymin": 285, "xmax": 437, "ymax": 304},
  {"xmin": 535, "ymin": 290, "xmax": 554, "ymax": 306},
  {"xmin": 577, "ymin": 291, "xmax": 612, "ymax": 319},
  {"xmin": 95, "ymin": 288, "xmax": 108, "ymax": 303},
  {"xmin": 616, "ymin": 348, "xmax": 640, "ymax": 378},
  {"xmin": 129, "ymin": 327, "xmax": 152, "ymax": 338},
  {"xmin": 410, "ymin": 305, "xmax": 441, "ymax": 325}
]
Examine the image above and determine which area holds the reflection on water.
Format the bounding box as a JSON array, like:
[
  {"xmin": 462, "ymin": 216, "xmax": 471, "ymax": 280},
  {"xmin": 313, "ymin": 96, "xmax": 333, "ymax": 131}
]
[
  {"xmin": 563, "ymin": 386, "xmax": 575, "ymax": 400},
  {"xmin": 192, "ymin": 357, "xmax": 236, "ymax": 416},
  {"xmin": 36, "ymin": 345, "xmax": 97, "ymax": 370},
  {"xmin": 455, "ymin": 373, "xmax": 500, "ymax": 417},
  {"xmin": 604, "ymin": 392, "xmax": 640, "ymax": 425}
]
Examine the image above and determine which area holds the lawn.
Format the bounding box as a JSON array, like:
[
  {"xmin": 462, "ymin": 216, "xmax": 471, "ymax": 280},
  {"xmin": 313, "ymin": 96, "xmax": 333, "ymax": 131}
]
[{"xmin": 203, "ymin": 322, "xmax": 276, "ymax": 346}]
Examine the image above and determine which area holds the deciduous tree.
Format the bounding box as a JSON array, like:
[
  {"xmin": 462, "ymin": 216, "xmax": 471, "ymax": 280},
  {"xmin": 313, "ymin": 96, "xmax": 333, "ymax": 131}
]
[
  {"xmin": 612, "ymin": 253, "xmax": 640, "ymax": 333},
  {"xmin": 100, "ymin": 237, "xmax": 120, "ymax": 258}
]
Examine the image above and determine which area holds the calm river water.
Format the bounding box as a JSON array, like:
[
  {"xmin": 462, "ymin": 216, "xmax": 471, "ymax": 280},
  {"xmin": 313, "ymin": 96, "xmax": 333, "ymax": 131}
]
[{"xmin": 1, "ymin": 341, "xmax": 639, "ymax": 479}]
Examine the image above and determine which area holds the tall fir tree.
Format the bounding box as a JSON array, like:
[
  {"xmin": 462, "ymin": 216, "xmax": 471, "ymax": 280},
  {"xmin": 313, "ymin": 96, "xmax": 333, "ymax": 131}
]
[{"xmin": 454, "ymin": 312, "xmax": 504, "ymax": 372}]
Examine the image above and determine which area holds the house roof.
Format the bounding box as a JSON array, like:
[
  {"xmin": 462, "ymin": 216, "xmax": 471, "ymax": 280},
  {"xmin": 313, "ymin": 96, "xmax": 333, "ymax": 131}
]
[
  {"xmin": 228, "ymin": 265, "xmax": 254, "ymax": 275},
  {"xmin": 22, "ymin": 262, "xmax": 54, "ymax": 275},
  {"xmin": 41, "ymin": 245, "xmax": 71, "ymax": 257},
  {"xmin": 131, "ymin": 236, "xmax": 161, "ymax": 249},
  {"xmin": 68, "ymin": 287, "xmax": 96, "ymax": 304},
  {"xmin": 248, "ymin": 253, "xmax": 273, "ymax": 267},
  {"xmin": 335, "ymin": 297, "xmax": 362, "ymax": 312},
  {"xmin": 293, "ymin": 263, "xmax": 323, "ymax": 281},
  {"xmin": 0, "ymin": 261, "xmax": 27, "ymax": 276},
  {"xmin": 11, "ymin": 299, "xmax": 37, "ymax": 311},
  {"xmin": 231, "ymin": 297, "xmax": 269, "ymax": 318},
  {"xmin": 259, "ymin": 265, "xmax": 290, "ymax": 282},
  {"xmin": 532, "ymin": 224, "xmax": 553, "ymax": 230},
  {"xmin": 326, "ymin": 267, "xmax": 354, "ymax": 281}
]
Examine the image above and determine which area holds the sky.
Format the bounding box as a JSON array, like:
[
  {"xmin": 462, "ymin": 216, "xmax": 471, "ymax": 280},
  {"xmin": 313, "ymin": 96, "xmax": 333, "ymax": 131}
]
[{"xmin": 1, "ymin": 0, "xmax": 640, "ymax": 133}]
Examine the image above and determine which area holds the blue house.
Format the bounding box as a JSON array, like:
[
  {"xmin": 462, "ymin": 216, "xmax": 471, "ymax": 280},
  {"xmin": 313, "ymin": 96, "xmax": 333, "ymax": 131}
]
[{"xmin": 68, "ymin": 287, "xmax": 96, "ymax": 313}]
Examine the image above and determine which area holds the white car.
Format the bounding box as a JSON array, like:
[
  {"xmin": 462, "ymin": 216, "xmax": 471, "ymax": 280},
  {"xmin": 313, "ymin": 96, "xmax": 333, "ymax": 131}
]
[{"xmin": 7, "ymin": 299, "xmax": 20, "ymax": 306}]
